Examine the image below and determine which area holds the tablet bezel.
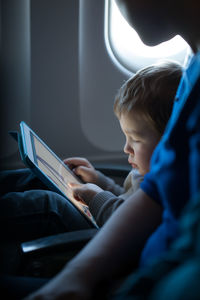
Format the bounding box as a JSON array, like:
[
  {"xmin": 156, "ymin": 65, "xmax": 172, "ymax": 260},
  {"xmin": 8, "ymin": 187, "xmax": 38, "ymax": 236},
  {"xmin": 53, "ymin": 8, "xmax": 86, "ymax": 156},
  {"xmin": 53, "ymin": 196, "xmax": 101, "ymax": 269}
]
[{"xmin": 20, "ymin": 121, "xmax": 98, "ymax": 228}]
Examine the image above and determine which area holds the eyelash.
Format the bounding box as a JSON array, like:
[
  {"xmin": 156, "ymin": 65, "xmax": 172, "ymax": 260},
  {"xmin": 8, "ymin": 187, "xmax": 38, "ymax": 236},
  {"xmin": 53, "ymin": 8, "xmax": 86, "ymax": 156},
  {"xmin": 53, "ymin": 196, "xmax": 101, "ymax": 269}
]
[
  {"xmin": 128, "ymin": 136, "xmax": 140, "ymax": 143},
  {"xmin": 132, "ymin": 139, "xmax": 140, "ymax": 143}
]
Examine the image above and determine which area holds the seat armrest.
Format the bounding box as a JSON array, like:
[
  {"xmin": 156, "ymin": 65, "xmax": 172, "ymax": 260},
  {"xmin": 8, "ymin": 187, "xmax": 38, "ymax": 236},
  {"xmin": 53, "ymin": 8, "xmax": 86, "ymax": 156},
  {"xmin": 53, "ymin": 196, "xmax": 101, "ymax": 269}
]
[
  {"xmin": 19, "ymin": 228, "xmax": 98, "ymax": 278},
  {"xmin": 21, "ymin": 228, "xmax": 98, "ymax": 255}
]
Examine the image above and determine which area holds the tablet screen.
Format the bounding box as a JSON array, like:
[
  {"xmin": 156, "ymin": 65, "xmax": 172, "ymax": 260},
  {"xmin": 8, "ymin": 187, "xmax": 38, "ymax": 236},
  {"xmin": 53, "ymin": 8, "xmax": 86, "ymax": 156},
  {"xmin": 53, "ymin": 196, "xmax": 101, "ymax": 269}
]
[{"xmin": 30, "ymin": 132, "xmax": 96, "ymax": 225}]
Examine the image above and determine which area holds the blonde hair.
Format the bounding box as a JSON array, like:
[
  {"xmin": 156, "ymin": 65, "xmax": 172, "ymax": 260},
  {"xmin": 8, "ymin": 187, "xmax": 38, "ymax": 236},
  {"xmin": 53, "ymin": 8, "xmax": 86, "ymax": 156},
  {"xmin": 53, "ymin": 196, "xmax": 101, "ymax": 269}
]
[{"xmin": 114, "ymin": 60, "xmax": 183, "ymax": 135}]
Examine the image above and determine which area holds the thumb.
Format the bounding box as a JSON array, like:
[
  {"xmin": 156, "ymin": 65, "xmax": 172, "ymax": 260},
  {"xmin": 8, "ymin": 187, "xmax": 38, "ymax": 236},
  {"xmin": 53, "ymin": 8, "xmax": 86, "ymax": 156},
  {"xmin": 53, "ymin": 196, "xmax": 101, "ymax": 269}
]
[
  {"xmin": 68, "ymin": 182, "xmax": 82, "ymax": 189},
  {"xmin": 68, "ymin": 182, "xmax": 86, "ymax": 203},
  {"xmin": 73, "ymin": 166, "xmax": 97, "ymax": 183}
]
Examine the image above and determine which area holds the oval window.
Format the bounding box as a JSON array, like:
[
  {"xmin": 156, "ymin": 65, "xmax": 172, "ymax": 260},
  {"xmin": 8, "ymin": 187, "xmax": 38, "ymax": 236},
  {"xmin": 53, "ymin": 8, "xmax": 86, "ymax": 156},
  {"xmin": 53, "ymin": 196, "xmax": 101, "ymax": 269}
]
[{"xmin": 105, "ymin": 0, "xmax": 191, "ymax": 75}]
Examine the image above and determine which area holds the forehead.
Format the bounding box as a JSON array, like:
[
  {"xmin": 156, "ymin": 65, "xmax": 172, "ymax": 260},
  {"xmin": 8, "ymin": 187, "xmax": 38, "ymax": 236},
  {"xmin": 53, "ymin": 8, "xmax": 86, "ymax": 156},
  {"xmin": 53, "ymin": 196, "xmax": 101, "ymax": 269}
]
[
  {"xmin": 119, "ymin": 111, "xmax": 150, "ymax": 135},
  {"xmin": 119, "ymin": 111, "xmax": 161, "ymax": 143}
]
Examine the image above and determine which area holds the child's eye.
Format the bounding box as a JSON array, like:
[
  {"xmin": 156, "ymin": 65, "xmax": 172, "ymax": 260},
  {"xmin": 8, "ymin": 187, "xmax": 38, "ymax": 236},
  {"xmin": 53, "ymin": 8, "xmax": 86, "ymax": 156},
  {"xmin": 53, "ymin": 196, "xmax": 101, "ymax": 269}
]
[
  {"xmin": 130, "ymin": 137, "xmax": 140, "ymax": 143},
  {"xmin": 126, "ymin": 134, "xmax": 141, "ymax": 144}
]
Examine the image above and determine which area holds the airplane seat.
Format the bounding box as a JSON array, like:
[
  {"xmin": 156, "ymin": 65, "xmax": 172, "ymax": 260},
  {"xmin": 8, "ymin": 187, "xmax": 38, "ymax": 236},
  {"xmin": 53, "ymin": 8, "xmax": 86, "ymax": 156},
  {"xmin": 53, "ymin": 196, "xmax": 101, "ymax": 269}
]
[
  {"xmin": 0, "ymin": 240, "xmax": 23, "ymax": 277},
  {"xmin": 15, "ymin": 165, "xmax": 130, "ymax": 278},
  {"xmin": 0, "ymin": 229, "xmax": 98, "ymax": 299},
  {"xmin": 0, "ymin": 228, "xmax": 98, "ymax": 279},
  {"xmin": 0, "ymin": 166, "xmax": 129, "ymax": 280},
  {"xmin": 18, "ymin": 228, "xmax": 98, "ymax": 278}
]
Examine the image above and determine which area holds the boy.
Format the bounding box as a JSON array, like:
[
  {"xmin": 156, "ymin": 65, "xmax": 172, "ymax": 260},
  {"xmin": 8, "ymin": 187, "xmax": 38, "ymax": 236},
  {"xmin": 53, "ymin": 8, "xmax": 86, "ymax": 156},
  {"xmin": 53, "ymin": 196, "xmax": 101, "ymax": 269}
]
[
  {"xmin": 0, "ymin": 61, "xmax": 182, "ymax": 243},
  {"xmin": 65, "ymin": 60, "xmax": 182, "ymax": 227}
]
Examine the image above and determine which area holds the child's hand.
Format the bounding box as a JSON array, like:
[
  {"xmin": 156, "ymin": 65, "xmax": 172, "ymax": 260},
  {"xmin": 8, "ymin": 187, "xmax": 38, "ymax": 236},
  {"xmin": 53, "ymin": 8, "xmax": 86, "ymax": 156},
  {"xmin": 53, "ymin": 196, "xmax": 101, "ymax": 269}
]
[
  {"xmin": 69, "ymin": 182, "xmax": 103, "ymax": 205},
  {"xmin": 64, "ymin": 157, "xmax": 98, "ymax": 184}
]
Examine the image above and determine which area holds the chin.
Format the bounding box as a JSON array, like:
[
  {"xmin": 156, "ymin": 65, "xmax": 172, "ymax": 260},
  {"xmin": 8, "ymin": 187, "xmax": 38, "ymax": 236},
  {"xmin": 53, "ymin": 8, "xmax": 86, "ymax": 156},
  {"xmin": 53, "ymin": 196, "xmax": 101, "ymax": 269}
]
[
  {"xmin": 131, "ymin": 17, "xmax": 175, "ymax": 46},
  {"xmin": 141, "ymin": 36, "xmax": 172, "ymax": 47},
  {"xmin": 139, "ymin": 26, "xmax": 175, "ymax": 47}
]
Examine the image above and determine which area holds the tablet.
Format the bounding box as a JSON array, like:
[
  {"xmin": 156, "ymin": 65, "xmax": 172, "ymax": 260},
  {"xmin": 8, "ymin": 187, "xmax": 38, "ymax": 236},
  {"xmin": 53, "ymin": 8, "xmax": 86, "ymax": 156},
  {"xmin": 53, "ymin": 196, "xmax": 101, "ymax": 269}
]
[{"xmin": 19, "ymin": 121, "xmax": 98, "ymax": 228}]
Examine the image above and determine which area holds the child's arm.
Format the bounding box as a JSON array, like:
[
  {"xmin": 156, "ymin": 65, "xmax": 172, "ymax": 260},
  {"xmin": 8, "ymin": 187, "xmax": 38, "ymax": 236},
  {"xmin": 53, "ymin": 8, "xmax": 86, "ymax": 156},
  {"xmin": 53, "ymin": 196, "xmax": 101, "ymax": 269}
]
[
  {"xmin": 97, "ymin": 171, "xmax": 124, "ymax": 195},
  {"xmin": 89, "ymin": 191, "xmax": 125, "ymax": 227},
  {"xmin": 64, "ymin": 157, "xmax": 124, "ymax": 195},
  {"xmin": 70, "ymin": 182, "xmax": 125, "ymax": 227}
]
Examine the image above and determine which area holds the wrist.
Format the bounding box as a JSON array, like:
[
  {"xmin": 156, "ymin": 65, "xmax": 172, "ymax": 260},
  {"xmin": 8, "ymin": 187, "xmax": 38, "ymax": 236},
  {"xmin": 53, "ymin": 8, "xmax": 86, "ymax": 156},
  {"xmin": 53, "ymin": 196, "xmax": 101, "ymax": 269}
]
[
  {"xmin": 83, "ymin": 184, "xmax": 103, "ymax": 205},
  {"xmin": 96, "ymin": 171, "xmax": 110, "ymax": 189}
]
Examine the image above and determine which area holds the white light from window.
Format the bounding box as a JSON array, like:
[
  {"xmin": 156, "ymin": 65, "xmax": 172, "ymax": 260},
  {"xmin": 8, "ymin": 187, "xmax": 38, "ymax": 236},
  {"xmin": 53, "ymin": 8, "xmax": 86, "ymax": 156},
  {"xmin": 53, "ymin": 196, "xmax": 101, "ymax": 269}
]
[{"xmin": 105, "ymin": 0, "xmax": 191, "ymax": 74}]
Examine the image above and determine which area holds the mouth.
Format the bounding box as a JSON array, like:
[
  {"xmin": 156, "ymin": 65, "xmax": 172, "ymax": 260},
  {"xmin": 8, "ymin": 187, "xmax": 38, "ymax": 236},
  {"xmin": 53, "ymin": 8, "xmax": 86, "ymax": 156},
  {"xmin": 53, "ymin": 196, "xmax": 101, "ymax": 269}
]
[{"xmin": 128, "ymin": 160, "xmax": 138, "ymax": 169}]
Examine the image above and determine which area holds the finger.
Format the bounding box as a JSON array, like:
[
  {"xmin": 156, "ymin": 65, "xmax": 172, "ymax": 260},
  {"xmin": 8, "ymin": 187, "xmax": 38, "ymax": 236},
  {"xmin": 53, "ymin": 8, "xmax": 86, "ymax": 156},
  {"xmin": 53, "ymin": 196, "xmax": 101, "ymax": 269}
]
[
  {"xmin": 73, "ymin": 193, "xmax": 86, "ymax": 205},
  {"xmin": 68, "ymin": 182, "xmax": 82, "ymax": 188},
  {"xmin": 63, "ymin": 160, "xmax": 75, "ymax": 170},
  {"xmin": 71, "ymin": 186, "xmax": 87, "ymax": 204},
  {"xmin": 73, "ymin": 166, "xmax": 90, "ymax": 176},
  {"xmin": 64, "ymin": 157, "xmax": 91, "ymax": 168}
]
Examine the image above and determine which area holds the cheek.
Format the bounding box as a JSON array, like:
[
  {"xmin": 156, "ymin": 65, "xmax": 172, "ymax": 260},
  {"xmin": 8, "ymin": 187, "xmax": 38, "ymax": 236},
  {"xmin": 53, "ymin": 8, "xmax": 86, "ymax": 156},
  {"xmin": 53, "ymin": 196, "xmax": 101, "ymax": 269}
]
[
  {"xmin": 144, "ymin": 144, "xmax": 156, "ymax": 162},
  {"xmin": 136, "ymin": 145, "xmax": 155, "ymax": 172},
  {"xmin": 137, "ymin": 149, "xmax": 150, "ymax": 164}
]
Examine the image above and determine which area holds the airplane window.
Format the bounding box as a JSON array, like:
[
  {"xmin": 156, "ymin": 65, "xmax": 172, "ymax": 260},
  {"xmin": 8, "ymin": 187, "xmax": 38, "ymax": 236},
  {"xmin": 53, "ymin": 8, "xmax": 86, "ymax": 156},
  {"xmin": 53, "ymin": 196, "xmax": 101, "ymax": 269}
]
[{"xmin": 105, "ymin": 0, "xmax": 191, "ymax": 75}]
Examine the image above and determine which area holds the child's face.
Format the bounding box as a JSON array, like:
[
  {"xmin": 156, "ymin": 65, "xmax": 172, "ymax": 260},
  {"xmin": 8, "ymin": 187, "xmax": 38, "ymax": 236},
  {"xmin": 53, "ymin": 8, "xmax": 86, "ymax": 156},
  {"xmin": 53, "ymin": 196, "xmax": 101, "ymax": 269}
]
[{"xmin": 119, "ymin": 111, "xmax": 160, "ymax": 176}]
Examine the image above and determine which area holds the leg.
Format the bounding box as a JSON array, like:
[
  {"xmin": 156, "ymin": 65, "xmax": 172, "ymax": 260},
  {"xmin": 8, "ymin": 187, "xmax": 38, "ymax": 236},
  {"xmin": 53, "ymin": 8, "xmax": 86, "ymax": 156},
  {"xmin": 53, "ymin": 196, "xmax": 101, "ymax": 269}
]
[
  {"xmin": 0, "ymin": 189, "xmax": 92, "ymax": 242},
  {"xmin": 0, "ymin": 168, "xmax": 48, "ymax": 196},
  {"xmin": 0, "ymin": 168, "xmax": 93, "ymax": 241}
]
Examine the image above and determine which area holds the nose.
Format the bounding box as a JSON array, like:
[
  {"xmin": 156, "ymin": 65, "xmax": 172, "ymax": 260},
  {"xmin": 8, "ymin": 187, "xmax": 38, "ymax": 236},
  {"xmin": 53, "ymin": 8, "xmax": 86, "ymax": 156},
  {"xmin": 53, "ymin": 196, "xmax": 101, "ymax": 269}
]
[{"xmin": 124, "ymin": 141, "xmax": 134, "ymax": 155}]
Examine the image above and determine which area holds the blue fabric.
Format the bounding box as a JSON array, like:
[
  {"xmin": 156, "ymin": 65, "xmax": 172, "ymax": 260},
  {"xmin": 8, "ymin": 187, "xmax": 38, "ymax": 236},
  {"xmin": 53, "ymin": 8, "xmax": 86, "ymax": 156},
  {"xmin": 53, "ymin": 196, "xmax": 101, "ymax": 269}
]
[{"xmin": 140, "ymin": 52, "xmax": 200, "ymax": 267}]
